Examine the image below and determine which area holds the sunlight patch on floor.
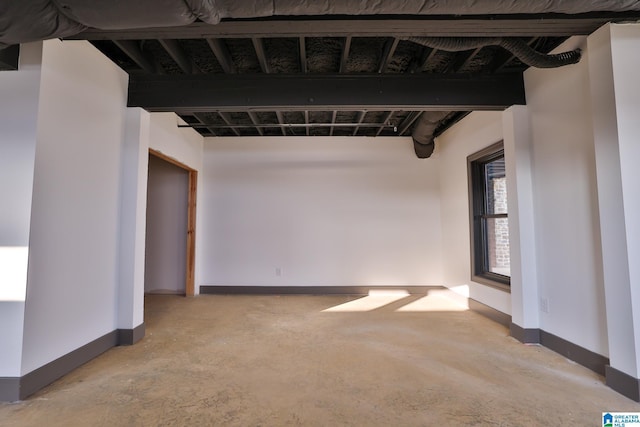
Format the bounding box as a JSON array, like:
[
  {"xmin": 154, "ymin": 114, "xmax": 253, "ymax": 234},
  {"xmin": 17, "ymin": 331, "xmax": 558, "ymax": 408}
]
[
  {"xmin": 321, "ymin": 289, "xmax": 468, "ymax": 313},
  {"xmin": 322, "ymin": 290, "xmax": 410, "ymax": 312},
  {"xmin": 395, "ymin": 291, "xmax": 468, "ymax": 312}
]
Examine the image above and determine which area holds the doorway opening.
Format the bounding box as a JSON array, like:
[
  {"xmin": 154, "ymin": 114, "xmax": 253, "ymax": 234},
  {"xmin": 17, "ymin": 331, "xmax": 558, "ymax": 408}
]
[{"xmin": 145, "ymin": 149, "xmax": 197, "ymax": 296}]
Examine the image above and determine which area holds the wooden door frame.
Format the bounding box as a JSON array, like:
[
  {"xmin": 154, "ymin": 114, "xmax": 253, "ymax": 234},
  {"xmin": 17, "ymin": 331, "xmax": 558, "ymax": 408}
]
[{"xmin": 148, "ymin": 149, "xmax": 197, "ymax": 297}]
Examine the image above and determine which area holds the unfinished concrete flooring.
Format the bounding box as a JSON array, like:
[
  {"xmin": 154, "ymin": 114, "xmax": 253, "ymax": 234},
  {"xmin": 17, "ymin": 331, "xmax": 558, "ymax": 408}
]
[{"xmin": 1, "ymin": 292, "xmax": 639, "ymax": 426}]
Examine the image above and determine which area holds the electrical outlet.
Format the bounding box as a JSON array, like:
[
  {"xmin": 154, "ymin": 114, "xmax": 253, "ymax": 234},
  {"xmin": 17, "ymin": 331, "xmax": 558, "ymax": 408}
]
[
  {"xmin": 540, "ymin": 297, "xmax": 549, "ymax": 313},
  {"xmin": 275, "ymin": 267, "xmax": 282, "ymax": 277}
]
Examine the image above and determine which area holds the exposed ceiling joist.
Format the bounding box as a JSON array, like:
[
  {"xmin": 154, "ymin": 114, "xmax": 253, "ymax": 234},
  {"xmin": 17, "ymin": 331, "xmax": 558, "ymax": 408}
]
[
  {"xmin": 447, "ymin": 47, "xmax": 483, "ymax": 73},
  {"xmin": 247, "ymin": 111, "xmax": 264, "ymax": 136},
  {"xmin": 128, "ymin": 73, "xmax": 525, "ymax": 111},
  {"xmin": 192, "ymin": 112, "xmax": 217, "ymax": 136},
  {"xmin": 252, "ymin": 37, "xmax": 270, "ymax": 73},
  {"xmin": 299, "ymin": 37, "xmax": 307, "ymax": 73},
  {"xmin": 218, "ymin": 111, "xmax": 241, "ymax": 136},
  {"xmin": 376, "ymin": 111, "xmax": 396, "ymax": 136},
  {"xmin": 340, "ymin": 36, "xmax": 352, "ymax": 73},
  {"xmin": 408, "ymin": 46, "xmax": 437, "ymax": 73},
  {"xmin": 113, "ymin": 40, "xmax": 158, "ymax": 73},
  {"xmin": 159, "ymin": 40, "xmax": 190, "ymax": 73},
  {"xmin": 352, "ymin": 111, "xmax": 367, "ymax": 136},
  {"xmin": 398, "ymin": 111, "xmax": 422, "ymax": 136},
  {"xmin": 304, "ymin": 110, "xmax": 310, "ymax": 136},
  {"xmin": 206, "ymin": 38, "xmax": 237, "ymax": 73},
  {"xmin": 69, "ymin": 14, "xmax": 640, "ymax": 40},
  {"xmin": 329, "ymin": 111, "xmax": 337, "ymax": 136},
  {"xmin": 378, "ymin": 38, "xmax": 399, "ymax": 73},
  {"xmin": 275, "ymin": 111, "xmax": 287, "ymax": 136}
]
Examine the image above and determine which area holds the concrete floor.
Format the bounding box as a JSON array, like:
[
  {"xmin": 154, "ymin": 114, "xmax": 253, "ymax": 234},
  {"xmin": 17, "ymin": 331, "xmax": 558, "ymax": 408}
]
[{"xmin": 1, "ymin": 291, "xmax": 639, "ymax": 426}]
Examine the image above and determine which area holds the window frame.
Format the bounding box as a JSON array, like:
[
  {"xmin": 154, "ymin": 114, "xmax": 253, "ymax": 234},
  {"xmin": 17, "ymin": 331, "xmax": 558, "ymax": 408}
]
[{"xmin": 467, "ymin": 141, "xmax": 511, "ymax": 292}]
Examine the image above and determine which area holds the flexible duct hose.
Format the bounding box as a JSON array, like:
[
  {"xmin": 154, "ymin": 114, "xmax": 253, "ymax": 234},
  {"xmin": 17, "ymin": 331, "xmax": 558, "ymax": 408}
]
[
  {"xmin": 407, "ymin": 37, "xmax": 580, "ymax": 158},
  {"xmin": 405, "ymin": 37, "xmax": 581, "ymax": 68},
  {"xmin": 411, "ymin": 111, "xmax": 451, "ymax": 158}
]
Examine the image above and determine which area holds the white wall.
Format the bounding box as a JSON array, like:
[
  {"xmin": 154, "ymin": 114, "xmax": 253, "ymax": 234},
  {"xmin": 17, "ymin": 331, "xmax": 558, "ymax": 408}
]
[
  {"xmin": 435, "ymin": 111, "xmax": 512, "ymax": 314},
  {"xmin": 21, "ymin": 39, "xmax": 128, "ymax": 374},
  {"xmin": 117, "ymin": 108, "xmax": 151, "ymax": 331},
  {"xmin": 149, "ymin": 113, "xmax": 203, "ymax": 170},
  {"xmin": 589, "ymin": 23, "xmax": 640, "ymax": 378},
  {"xmin": 0, "ymin": 43, "xmax": 43, "ymax": 376},
  {"xmin": 199, "ymin": 136, "xmax": 442, "ymax": 288},
  {"xmin": 606, "ymin": 23, "xmax": 640, "ymax": 378},
  {"xmin": 0, "ymin": 43, "xmax": 41, "ymax": 250},
  {"xmin": 524, "ymin": 37, "xmax": 608, "ymax": 356},
  {"xmin": 145, "ymin": 155, "xmax": 189, "ymax": 294},
  {"xmin": 502, "ymin": 106, "xmax": 540, "ymax": 330}
]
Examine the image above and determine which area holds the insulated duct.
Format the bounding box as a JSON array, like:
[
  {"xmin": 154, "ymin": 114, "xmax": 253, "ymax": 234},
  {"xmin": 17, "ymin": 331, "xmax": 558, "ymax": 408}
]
[
  {"xmin": 0, "ymin": 0, "xmax": 221, "ymax": 48},
  {"xmin": 405, "ymin": 37, "xmax": 581, "ymax": 68},
  {"xmin": 3, "ymin": 0, "xmax": 640, "ymax": 48},
  {"xmin": 224, "ymin": 0, "xmax": 640, "ymax": 19},
  {"xmin": 408, "ymin": 36, "xmax": 581, "ymax": 159},
  {"xmin": 411, "ymin": 112, "xmax": 452, "ymax": 159}
]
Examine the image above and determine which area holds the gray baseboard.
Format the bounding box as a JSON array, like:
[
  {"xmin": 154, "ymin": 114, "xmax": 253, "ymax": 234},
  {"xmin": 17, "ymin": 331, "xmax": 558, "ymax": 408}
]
[
  {"xmin": 200, "ymin": 285, "xmax": 439, "ymax": 295},
  {"xmin": 509, "ymin": 323, "xmax": 540, "ymax": 343},
  {"xmin": 606, "ymin": 365, "xmax": 640, "ymax": 402},
  {"xmin": 468, "ymin": 298, "xmax": 511, "ymax": 328},
  {"xmin": 509, "ymin": 324, "xmax": 609, "ymax": 377},
  {"xmin": 0, "ymin": 378, "xmax": 20, "ymax": 402},
  {"xmin": 465, "ymin": 297, "xmax": 610, "ymax": 382},
  {"xmin": 540, "ymin": 330, "xmax": 608, "ymax": 376},
  {"xmin": 19, "ymin": 330, "xmax": 119, "ymax": 400},
  {"xmin": 0, "ymin": 322, "xmax": 145, "ymax": 402},
  {"xmin": 463, "ymin": 299, "xmax": 626, "ymax": 400},
  {"xmin": 118, "ymin": 323, "xmax": 146, "ymax": 345}
]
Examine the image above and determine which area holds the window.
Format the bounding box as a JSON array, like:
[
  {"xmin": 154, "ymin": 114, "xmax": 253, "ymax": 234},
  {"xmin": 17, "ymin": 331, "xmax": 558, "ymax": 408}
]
[{"xmin": 468, "ymin": 142, "xmax": 510, "ymax": 290}]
